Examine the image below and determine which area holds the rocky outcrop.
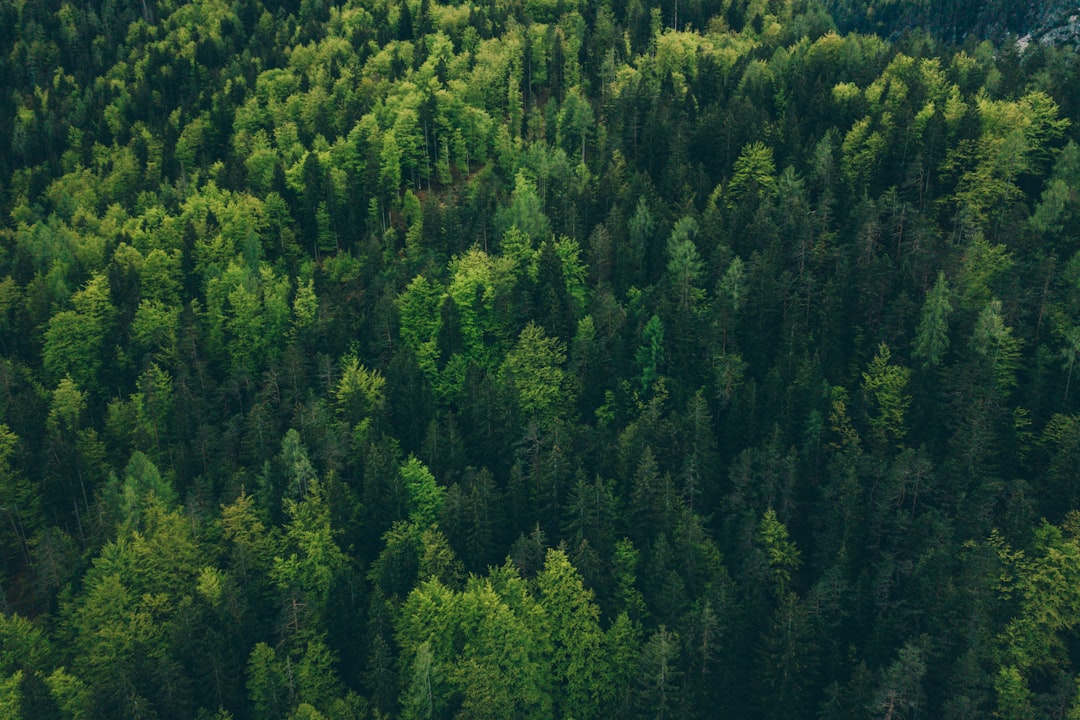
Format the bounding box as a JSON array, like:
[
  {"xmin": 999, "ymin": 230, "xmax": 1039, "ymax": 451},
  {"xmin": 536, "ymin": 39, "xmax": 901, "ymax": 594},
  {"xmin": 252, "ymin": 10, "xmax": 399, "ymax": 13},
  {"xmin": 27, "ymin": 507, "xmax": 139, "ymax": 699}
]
[{"xmin": 1020, "ymin": 5, "xmax": 1080, "ymax": 50}]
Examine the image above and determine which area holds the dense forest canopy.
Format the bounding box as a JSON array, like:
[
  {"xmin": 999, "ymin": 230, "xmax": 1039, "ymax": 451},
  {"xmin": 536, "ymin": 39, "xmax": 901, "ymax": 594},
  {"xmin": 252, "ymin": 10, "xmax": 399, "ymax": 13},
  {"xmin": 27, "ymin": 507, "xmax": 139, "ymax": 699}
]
[{"xmin": 3, "ymin": 0, "xmax": 1080, "ymax": 718}]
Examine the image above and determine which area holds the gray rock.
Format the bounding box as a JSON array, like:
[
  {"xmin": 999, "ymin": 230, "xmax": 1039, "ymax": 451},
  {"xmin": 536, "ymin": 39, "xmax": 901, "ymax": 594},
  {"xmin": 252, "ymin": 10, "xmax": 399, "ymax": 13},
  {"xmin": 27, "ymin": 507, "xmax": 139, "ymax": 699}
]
[{"xmin": 1022, "ymin": 3, "xmax": 1080, "ymax": 50}]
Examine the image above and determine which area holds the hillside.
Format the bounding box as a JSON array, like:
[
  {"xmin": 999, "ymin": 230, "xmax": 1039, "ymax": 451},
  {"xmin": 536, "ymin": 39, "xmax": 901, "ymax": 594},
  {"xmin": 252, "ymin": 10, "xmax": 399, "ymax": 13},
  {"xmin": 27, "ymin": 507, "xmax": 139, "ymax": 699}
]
[{"xmin": 2, "ymin": 0, "xmax": 1080, "ymax": 718}]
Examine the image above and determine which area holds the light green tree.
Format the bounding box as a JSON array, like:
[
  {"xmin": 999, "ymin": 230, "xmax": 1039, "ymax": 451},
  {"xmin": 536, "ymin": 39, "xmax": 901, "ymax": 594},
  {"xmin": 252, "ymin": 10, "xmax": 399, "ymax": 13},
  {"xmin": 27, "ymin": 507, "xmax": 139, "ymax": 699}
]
[
  {"xmin": 272, "ymin": 477, "xmax": 347, "ymax": 627},
  {"xmin": 400, "ymin": 456, "xmax": 445, "ymax": 529},
  {"xmin": 380, "ymin": 129, "xmax": 402, "ymax": 200},
  {"xmin": 503, "ymin": 322, "xmax": 572, "ymax": 425},
  {"xmin": 557, "ymin": 87, "xmax": 594, "ymax": 163},
  {"xmin": 495, "ymin": 171, "xmax": 551, "ymax": 242},
  {"xmin": 861, "ymin": 343, "xmax": 912, "ymax": 449},
  {"xmin": 205, "ymin": 259, "xmax": 292, "ymax": 376},
  {"xmin": 0, "ymin": 671, "xmax": 22, "ymax": 718},
  {"xmin": 757, "ymin": 508, "xmax": 802, "ymax": 598},
  {"xmin": 102, "ymin": 450, "xmax": 178, "ymax": 530},
  {"xmin": 335, "ymin": 355, "xmax": 386, "ymax": 432},
  {"xmin": 667, "ymin": 216, "xmax": 704, "ymax": 311},
  {"xmin": 247, "ymin": 642, "xmax": 289, "ymax": 719},
  {"xmin": 67, "ymin": 500, "xmax": 203, "ymax": 716},
  {"xmin": 729, "ymin": 141, "xmax": 778, "ymax": 204},
  {"xmin": 43, "ymin": 273, "xmax": 115, "ymax": 389},
  {"xmin": 535, "ymin": 548, "xmax": 606, "ymax": 719},
  {"xmin": 972, "ymin": 300, "xmax": 1021, "ymax": 393}
]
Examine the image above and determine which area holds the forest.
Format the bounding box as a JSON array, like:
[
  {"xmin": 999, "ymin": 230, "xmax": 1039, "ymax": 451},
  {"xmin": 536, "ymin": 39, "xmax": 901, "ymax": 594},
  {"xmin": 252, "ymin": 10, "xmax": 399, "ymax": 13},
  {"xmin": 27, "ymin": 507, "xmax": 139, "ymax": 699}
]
[{"xmin": 2, "ymin": 0, "xmax": 1080, "ymax": 717}]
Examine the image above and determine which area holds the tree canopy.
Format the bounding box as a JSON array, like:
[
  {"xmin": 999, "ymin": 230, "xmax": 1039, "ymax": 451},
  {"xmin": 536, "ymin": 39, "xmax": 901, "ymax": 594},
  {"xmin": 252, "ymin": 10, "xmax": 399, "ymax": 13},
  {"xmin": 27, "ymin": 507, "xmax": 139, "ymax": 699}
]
[{"xmin": 3, "ymin": 0, "xmax": 1080, "ymax": 718}]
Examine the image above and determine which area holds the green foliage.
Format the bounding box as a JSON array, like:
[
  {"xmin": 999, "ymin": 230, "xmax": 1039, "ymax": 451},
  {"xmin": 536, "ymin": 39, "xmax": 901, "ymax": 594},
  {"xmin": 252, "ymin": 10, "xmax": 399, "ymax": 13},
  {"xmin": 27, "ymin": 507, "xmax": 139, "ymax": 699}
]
[
  {"xmin": 335, "ymin": 355, "xmax": 386, "ymax": 427},
  {"xmin": 396, "ymin": 571, "xmax": 553, "ymax": 720},
  {"xmin": 634, "ymin": 625, "xmax": 683, "ymax": 720},
  {"xmin": 972, "ymin": 300, "xmax": 1021, "ymax": 392},
  {"xmin": 0, "ymin": 671, "xmax": 22, "ymax": 718},
  {"xmin": 272, "ymin": 478, "xmax": 347, "ymax": 623},
  {"xmin": 103, "ymin": 450, "xmax": 177, "ymax": 529},
  {"xmin": 6, "ymin": 1, "xmax": 1080, "ymax": 718},
  {"xmin": 42, "ymin": 273, "xmax": 114, "ymax": 388},
  {"xmin": 400, "ymin": 456, "xmax": 445, "ymax": 529},
  {"xmin": 280, "ymin": 429, "xmax": 317, "ymax": 502},
  {"xmin": 447, "ymin": 247, "xmax": 515, "ymax": 371},
  {"xmin": 914, "ymin": 272, "xmax": 953, "ymax": 368},
  {"xmin": 666, "ymin": 217, "xmax": 704, "ymax": 310},
  {"xmin": 205, "ymin": 259, "xmax": 292, "ymax": 375},
  {"xmin": 0, "ymin": 613, "xmax": 51, "ymax": 676},
  {"xmin": 535, "ymin": 548, "xmax": 607, "ymax": 719},
  {"xmin": 861, "ymin": 343, "xmax": 912, "ymax": 448},
  {"xmin": 400, "ymin": 640, "xmax": 436, "ymax": 720},
  {"xmin": 756, "ymin": 508, "xmax": 802, "ymax": 597},
  {"xmin": 398, "ymin": 275, "xmax": 445, "ymax": 354},
  {"xmin": 292, "ymin": 277, "xmax": 318, "ymax": 332},
  {"xmin": 247, "ymin": 642, "xmax": 288, "ymax": 719},
  {"xmin": 756, "ymin": 592, "xmax": 819, "ymax": 720},
  {"xmin": 495, "ymin": 171, "xmax": 551, "ymax": 242},
  {"xmin": 503, "ymin": 322, "xmax": 572, "ymax": 423},
  {"xmin": 870, "ymin": 639, "xmax": 927, "ymax": 720},
  {"xmin": 636, "ymin": 315, "xmax": 665, "ymax": 394},
  {"xmin": 65, "ymin": 501, "xmax": 203, "ymax": 715},
  {"xmin": 729, "ymin": 141, "xmax": 778, "ymax": 204}
]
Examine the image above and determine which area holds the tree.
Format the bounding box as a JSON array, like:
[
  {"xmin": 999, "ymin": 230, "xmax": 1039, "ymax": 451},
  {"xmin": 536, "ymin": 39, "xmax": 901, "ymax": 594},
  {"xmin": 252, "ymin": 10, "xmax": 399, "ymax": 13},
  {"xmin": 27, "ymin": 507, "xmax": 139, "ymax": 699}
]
[
  {"xmin": 380, "ymin": 129, "xmax": 402, "ymax": 200},
  {"xmin": 557, "ymin": 87, "xmax": 594, "ymax": 163},
  {"xmin": 0, "ymin": 612, "xmax": 68, "ymax": 718},
  {"xmin": 532, "ymin": 239, "xmax": 576, "ymax": 341},
  {"xmin": 440, "ymin": 467, "xmax": 502, "ymax": 572},
  {"xmin": 678, "ymin": 391, "xmax": 718, "ymax": 512},
  {"xmin": 862, "ymin": 343, "xmax": 912, "ymax": 449},
  {"xmin": 398, "ymin": 275, "xmax": 444, "ymax": 343},
  {"xmin": 205, "ymin": 260, "xmax": 291, "ymax": 377},
  {"xmin": 102, "ymin": 450, "xmax": 178, "ymax": 530},
  {"xmin": 220, "ymin": 489, "xmax": 275, "ymax": 595},
  {"xmin": 446, "ymin": 247, "xmax": 516, "ymax": 373},
  {"xmin": 272, "ymin": 477, "xmax": 347, "ymax": 629},
  {"xmin": 400, "ymin": 456, "xmax": 445, "ymax": 529},
  {"xmin": 729, "ymin": 141, "xmax": 777, "ymax": 205},
  {"xmin": 613, "ymin": 538, "xmax": 648, "ymax": 623},
  {"xmin": 42, "ymin": 273, "xmax": 115, "ymax": 389},
  {"xmin": 419, "ymin": 527, "xmax": 465, "ymax": 587},
  {"xmin": 634, "ymin": 625, "xmax": 684, "ymax": 720},
  {"xmin": 630, "ymin": 446, "xmax": 680, "ymax": 545},
  {"xmin": 396, "ymin": 572, "xmax": 552, "ymax": 719},
  {"xmin": 666, "ymin": 216, "xmax": 704, "ymax": 312},
  {"xmin": 0, "ymin": 671, "xmax": 22, "ymax": 718},
  {"xmin": 403, "ymin": 189, "xmax": 425, "ymax": 263},
  {"xmin": 870, "ymin": 638, "xmax": 927, "ymax": 720},
  {"xmin": 503, "ymin": 322, "xmax": 572, "ymax": 426},
  {"xmin": 247, "ymin": 642, "xmax": 289, "ymax": 720},
  {"xmin": 914, "ymin": 272, "xmax": 953, "ymax": 368},
  {"xmin": 625, "ymin": 196, "xmax": 656, "ymax": 288},
  {"xmin": 563, "ymin": 473, "xmax": 617, "ymax": 560},
  {"xmin": 66, "ymin": 500, "xmax": 204, "ymax": 717},
  {"xmin": 279, "ymin": 429, "xmax": 317, "ymax": 503},
  {"xmin": 756, "ymin": 508, "xmax": 801, "ymax": 598},
  {"xmin": 636, "ymin": 315, "xmax": 665, "ymax": 394},
  {"xmin": 0, "ymin": 425, "xmax": 39, "ymax": 589},
  {"xmin": 335, "ymin": 355, "xmax": 386, "ymax": 432},
  {"xmin": 401, "ymin": 640, "xmax": 437, "ymax": 720},
  {"xmin": 535, "ymin": 548, "xmax": 607, "ymax": 720},
  {"xmin": 971, "ymin": 300, "xmax": 1020, "ymax": 394},
  {"xmin": 755, "ymin": 592, "xmax": 819, "ymax": 720},
  {"xmin": 495, "ymin": 171, "xmax": 551, "ymax": 243},
  {"xmin": 993, "ymin": 518, "xmax": 1080, "ymax": 707}
]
